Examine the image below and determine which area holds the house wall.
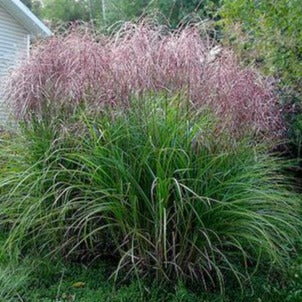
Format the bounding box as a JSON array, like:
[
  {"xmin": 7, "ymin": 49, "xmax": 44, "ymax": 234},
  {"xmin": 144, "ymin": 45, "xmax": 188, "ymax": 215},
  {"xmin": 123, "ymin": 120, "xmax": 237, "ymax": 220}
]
[{"xmin": 0, "ymin": 3, "xmax": 30, "ymax": 125}]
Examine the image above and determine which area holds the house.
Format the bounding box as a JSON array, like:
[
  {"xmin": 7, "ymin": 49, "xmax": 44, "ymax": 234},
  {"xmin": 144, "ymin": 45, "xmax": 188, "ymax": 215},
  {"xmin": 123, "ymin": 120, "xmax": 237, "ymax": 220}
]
[{"xmin": 0, "ymin": 0, "xmax": 51, "ymax": 124}]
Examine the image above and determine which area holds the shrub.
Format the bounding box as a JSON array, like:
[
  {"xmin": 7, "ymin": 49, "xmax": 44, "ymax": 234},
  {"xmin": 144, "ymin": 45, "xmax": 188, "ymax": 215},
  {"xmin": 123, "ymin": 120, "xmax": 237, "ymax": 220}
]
[
  {"xmin": 0, "ymin": 96, "xmax": 300, "ymax": 289},
  {"xmin": 42, "ymin": 0, "xmax": 90, "ymax": 22},
  {"xmin": 220, "ymin": 0, "xmax": 302, "ymax": 95},
  {"xmin": 220, "ymin": 0, "xmax": 302, "ymax": 154},
  {"xmin": 5, "ymin": 24, "xmax": 284, "ymax": 138}
]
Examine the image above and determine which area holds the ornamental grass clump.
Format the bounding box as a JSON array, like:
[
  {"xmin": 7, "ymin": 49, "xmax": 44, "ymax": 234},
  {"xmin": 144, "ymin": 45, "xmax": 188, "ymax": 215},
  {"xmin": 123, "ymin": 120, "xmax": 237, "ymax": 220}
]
[
  {"xmin": 5, "ymin": 23, "xmax": 284, "ymax": 138},
  {"xmin": 0, "ymin": 95, "xmax": 299, "ymax": 289}
]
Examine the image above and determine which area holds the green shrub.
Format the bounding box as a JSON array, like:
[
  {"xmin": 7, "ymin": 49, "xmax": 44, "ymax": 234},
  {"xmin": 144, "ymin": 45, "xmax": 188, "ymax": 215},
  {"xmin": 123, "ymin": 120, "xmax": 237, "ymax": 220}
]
[
  {"xmin": 220, "ymin": 0, "xmax": 302, "ymax": 161},
  {"xmin": 220, "ymin": 0, "xmax": 302, "ymax": 94},
  {"xmin": 42, "ymin": 0, "xmax": 90, "ymax": 22},
  {"xmin": 0, "ymin": 95, "xmax": 300, "ymax": 289}
]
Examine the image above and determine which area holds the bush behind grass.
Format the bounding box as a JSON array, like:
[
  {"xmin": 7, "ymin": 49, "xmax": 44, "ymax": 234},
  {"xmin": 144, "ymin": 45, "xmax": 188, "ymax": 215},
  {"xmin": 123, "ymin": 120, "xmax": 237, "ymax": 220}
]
[
  {"xmin": 220, "ymin": 0, "xmax": 302, "ymax": 157},
  {"xmin": 0, "ymin": 95, "xmax": 300, "ymax": 291}
]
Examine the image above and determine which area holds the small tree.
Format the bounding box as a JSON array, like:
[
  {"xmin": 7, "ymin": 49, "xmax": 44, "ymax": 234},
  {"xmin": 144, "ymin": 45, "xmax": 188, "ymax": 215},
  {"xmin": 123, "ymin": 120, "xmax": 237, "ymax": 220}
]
[
  {"xmin": 20, "ymin": 0, "xmax": 32, "ymax": 9},
  {"xmin": 42, "ymin": 0, "xmax": 90, "ymax": 22}
]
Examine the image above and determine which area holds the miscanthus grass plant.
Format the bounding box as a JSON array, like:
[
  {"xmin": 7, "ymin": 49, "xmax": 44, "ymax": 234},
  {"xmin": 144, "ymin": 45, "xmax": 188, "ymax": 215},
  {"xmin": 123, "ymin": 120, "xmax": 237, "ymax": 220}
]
[
  {"xmin": 0, "ymin": 95, "xmax": 300, "ymax": 290},
  {"xmin": 4, "ymin": 23, "xmax": 284, "ymax": 138}
]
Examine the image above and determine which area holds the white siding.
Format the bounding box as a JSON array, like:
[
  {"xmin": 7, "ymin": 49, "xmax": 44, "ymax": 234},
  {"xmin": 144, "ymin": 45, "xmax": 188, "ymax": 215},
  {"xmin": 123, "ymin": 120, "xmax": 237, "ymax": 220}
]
[{"xmin": 0, "ymin": 3, "xmax": 29, "ymax": 126}]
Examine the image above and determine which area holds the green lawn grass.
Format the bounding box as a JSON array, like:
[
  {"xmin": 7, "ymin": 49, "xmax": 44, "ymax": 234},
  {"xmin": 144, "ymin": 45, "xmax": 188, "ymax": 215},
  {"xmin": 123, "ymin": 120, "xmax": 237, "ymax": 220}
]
[{"xmin": 1, "ymin": 232, "xmax": 302, "ymax": 302}]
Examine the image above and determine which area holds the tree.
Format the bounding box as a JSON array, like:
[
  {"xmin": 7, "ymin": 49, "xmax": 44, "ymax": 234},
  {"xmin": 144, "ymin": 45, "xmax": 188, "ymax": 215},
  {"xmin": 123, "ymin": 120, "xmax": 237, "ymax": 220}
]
[
  {"xmin": 20, "ymin": 0, "xmax": 32, "ymax": 9},
  {"xmin": 42, "ymin": 0, "xmax": 91, "ymax": 22},
  {"xmin": 21, "ymin": 0, "xmax": 42, "ymax": 17}
]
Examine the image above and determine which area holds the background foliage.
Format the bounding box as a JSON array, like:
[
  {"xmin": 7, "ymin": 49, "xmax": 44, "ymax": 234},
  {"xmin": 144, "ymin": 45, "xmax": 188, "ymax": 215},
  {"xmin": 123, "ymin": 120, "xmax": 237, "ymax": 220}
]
[
  {"xmin": 105, "ymin": 0, "xmax": 221, "ymax": 28},
  {"xmin": 39, "ymin": 0, "xmax": 221, "ymax": 28},
  {"xmin": 42, "ymin": 0, "xmax": 91, "ymax": 23},
  {"xmin": 220, "ymin": 0, "xmax": 302, "ymax": 158},
  {"xmin": 20, "ymin": 0, "xmax": 42, "ymax": 17},
  {"xmin": 220, "ymin": 0, "xmax": 302, "ymax": 94}
]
